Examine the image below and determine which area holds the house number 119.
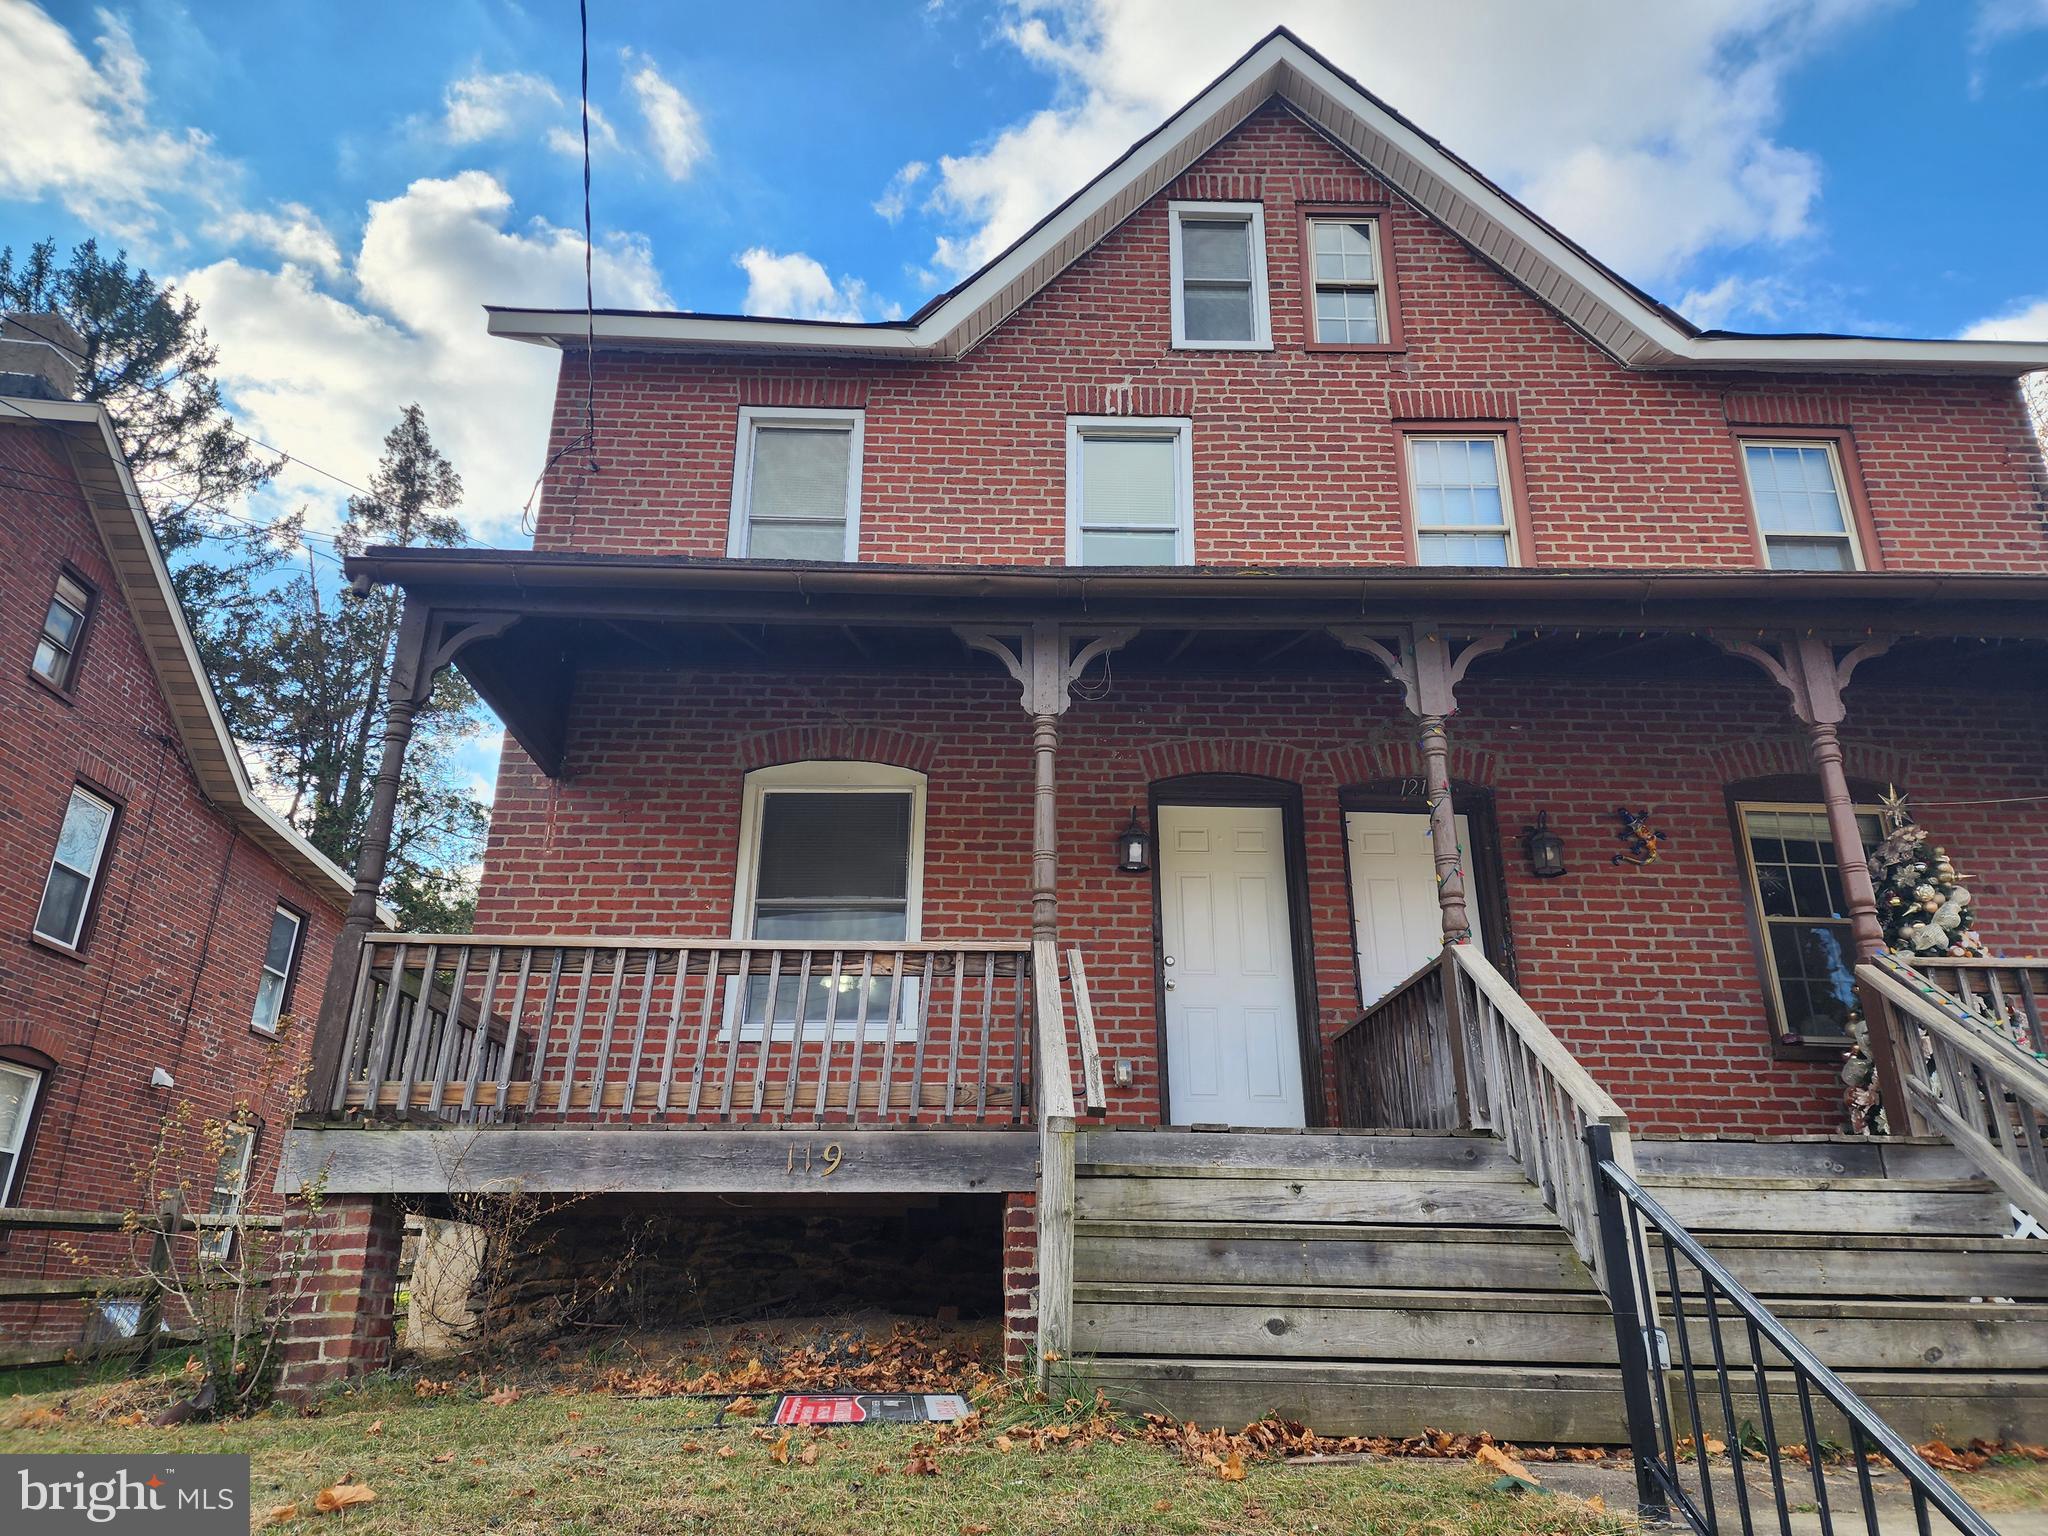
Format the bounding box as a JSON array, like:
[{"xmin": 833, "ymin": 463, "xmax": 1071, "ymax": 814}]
[{"xmin": 786, "ymin": 1141, "xmax": 843, "ymax": 1177}]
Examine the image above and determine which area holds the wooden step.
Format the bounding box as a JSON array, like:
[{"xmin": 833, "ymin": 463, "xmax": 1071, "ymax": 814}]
[
  {"xmin": 1639, "ymin": 1173, "xmax": 2014, "ymax": 1236},
  {"xmin": 1074, "ymin": 1282, "xmax": 2048, "ymax": 1373},
  {"xmin": 1075, "ymin": 1169, "xmax": 1554, "ymax": 1226},
  {"xmin": 1077, "ymin": 1128, "xmax": 1516, "ymax": 1174},
  {"xmin": 1073, "ymin": 1220, "xmax": 2047, "ymax": 1301},
  {"xmin": 1089, "ymin": 1357, "xmax": 2048, "ymax": 1445},
  {"xmin": 1075, "ymin": 1220, "xmax": 1590, "ymax": 1293},
  {"xmin": 1634, "ymin": 1136, "xmax": 1980, "ymax": 1182}
]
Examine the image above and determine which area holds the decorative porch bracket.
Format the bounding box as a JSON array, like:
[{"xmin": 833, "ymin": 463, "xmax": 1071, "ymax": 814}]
[
  {"xmin": 953, "ymin": 622, "xmax": 1134, "ymax": 1373},
  {"xmin": 1712, "ymin": 630, "xmax": 1921, "ymax": 1130},
  {"xmin": 303, "ymin": 599, "xmax": 523, "ymax": 1117},
  {"xmin": 1329, "ymin": 623, "xmax": 1509, "ymax": 946}
]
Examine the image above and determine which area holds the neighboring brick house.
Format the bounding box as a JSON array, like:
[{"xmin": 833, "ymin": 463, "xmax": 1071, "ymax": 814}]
[
  {"xmin": 0, "ymin": 374, "xmax": 354, "ymax": 1356},
  {"xmin": 280, "ymin": 30, "xmax": 2048, "ymax": 1428}
]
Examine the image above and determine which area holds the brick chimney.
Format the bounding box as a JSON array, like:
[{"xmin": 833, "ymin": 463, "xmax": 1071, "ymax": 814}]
[{"xmin": 0, "ymin": 312, "xmax": 85, "ymax": 400}]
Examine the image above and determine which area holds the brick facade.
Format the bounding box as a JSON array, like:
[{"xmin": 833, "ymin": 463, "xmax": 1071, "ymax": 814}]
[
  {"xmin": 0, "ymin": 419, "xmax": 345, "ymax": 1352},
  {"xmin": 529, "ymin": 107, "xmax": 2045, "ymax": 575},
  {"xmin": 474, "ymin": 664, "xmax": 2048, "ymax": 1138}
]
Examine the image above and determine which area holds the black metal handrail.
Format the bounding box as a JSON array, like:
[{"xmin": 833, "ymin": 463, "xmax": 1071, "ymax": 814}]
[{"xmin": 1585, "ymin": 1124, "xmax": 1998, "ymax": 1536}]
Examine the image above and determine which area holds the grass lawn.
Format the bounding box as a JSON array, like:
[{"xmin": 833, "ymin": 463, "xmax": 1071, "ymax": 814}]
[{"xmin": 1, "ymin": 1357, "xmax": 1629, "ymax": 1536}]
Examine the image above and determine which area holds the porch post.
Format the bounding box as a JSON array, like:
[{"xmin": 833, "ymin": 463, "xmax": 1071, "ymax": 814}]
[
  {"xmin": 305, "ymin": 599, "xmax": 433, "ymax": 1117},
  {"xmin": 1714, "ymin": 632, "xmax": 1917, "ymax": 1129},
  {"xmin": 1329, "ymin": 624, "xmax": 1508, "ymax": 948},
  {"xmin": 954, "ymin": 621, "xmax": 1133, "ymax": 1371}
]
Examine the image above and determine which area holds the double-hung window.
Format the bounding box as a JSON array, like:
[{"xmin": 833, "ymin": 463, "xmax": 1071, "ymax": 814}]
[
  {"xmin": 1735, "ymin": 802, "xmax": 1881, "ymax": 1047},
  {"xmin": 32, "ymin": 572, "xmax": 92, "ymax": 691},
  {"xmin": 250, "ymin": 906, "xmax": 304, "ymax": 1035},
  {"xmin": 1168, "ymin": 202, "xmax": 1270, "ymax": 349},
  {"xmin": 199, "ymin": 1122, "xmax": 256, "ymax": 1264},
  {"xmin": 728, "ymin": 406, "xmax": 863, "ymax": 561},
  {"xmin": 731, "ymin": 763, "xmax": 925, "ymax": 1038},
  {"xmin": 1740, "ymin": 439, "xmax": 1863, "ymax": 570},
  {"xmin": 34, "ymin": 786, "xmax": 116, "ymax": 950},
  {"xmin": 1307, "ymin": 217, "xmax": 1388, "ymax": 345},
  {"xmin": 1406, "ymin": 435, "xmax": 1518, "ymax": 566},
  {"xmin": 0, "ymin": 1062, "xmax": 42, "ymax": 1205},
  {"xmin": 1066, "ymin": 417, "xmax": 1194, "ymax": 566}
]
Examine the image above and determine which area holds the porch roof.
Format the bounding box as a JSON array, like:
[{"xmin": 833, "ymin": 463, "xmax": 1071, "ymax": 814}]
[{"xmin": 345, "ymin": 547, "xmax": 2048, "ymax": 777}]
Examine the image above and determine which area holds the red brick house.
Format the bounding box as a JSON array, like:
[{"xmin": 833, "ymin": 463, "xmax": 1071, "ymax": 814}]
[
  {"xmin": 285, "ymin": 32, "xmax": 2048, "ymax": 1436},
  {"xmin": 0, "ymin": 367, "xmax": 353, "ymax": 1357}
]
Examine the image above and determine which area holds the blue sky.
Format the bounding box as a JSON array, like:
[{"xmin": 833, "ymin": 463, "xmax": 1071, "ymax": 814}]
[{"xmin": 5, "ymin": 0, "xmax": 2047, "ymax": 802}]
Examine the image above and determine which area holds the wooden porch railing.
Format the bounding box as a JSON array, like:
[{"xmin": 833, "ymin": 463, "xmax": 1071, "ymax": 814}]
[
  {"xmin": 1332, "ymin": 955, "xmax": 1462, "ymax": 1130},
  {"xmin": 1330, "ymin": 946, "xmax": 1638, "ymax": 1290},
  {"xmin": 1859, "ymin": 952, "xmax": 2048, "ymax": 1220},
  {"xmin": 329, "ymin": 936, "xmax": 1043, "ymax": 1127}
]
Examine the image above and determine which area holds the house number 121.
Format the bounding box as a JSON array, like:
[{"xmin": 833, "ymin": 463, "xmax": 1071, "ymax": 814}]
[{"xmin": 786, "ymin": 1142, "xmax": 843, "ymax": 1177}]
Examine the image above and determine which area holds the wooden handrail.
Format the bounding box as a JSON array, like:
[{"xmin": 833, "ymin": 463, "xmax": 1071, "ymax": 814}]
[
  {"xmin": 1446, "ymin": 945, "xmax": 1637, "ymax": 1295},
  {"xmin": 1064, "ymin": 946, "xmax": 1107, "ymax": 1116},
  {"xmin": 1860, "ymin": 954, "xmax": 2048, "ymax": 1219}
]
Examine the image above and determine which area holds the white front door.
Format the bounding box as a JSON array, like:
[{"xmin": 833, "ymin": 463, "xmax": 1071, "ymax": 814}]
[
  {"xmin": 1158, "ymin": 803, "xmax": 1306, "ymax": 1128},
  {"xmin": 1345, "ymin": 809, "xmax": 1483, "ymax": 1007}
]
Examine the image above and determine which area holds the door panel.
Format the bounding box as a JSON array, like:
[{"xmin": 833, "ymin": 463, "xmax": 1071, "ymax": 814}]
[
  {"xmin": 1345, "ymin": 810, "xmax": 1481, "ymax": 1007},
  {"xmin": 1159, "ymin": 803, "xmax": 1306, "ymax": 1128}
]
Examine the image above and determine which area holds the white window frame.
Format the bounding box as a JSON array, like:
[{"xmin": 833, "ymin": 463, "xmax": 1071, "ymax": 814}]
[
  {"xmin": 725, "ymin": 761, "xmax": 927, "ymax": 1041},
  {"xmin": 33, "ymin": 785, "xmax": 116, "ymax": 950},
  {"xmin": 1404, "ymin": 433, "xmax": 1520, "ymax": 567},
  {"xmin": 1738, "ymin": 437, "xmax": 1865, "ymax": 572},
  {"xmin": 1167, "ymin": 201, "xmax": 1272, "ymax": 350},
  {"xmin": 199, "ymin": 1121, "xmax": 257, "ymax": 1264},
  {"xmin": 32, "ymin": 572, "xmax": 91, "ymax": 690},
  {"xmin": 726, "ymin": 405, "xmax": 865, "ymax": 562},
  {"xmin": 1305, "ymin": 215, "xmax": 1390, "ymax": 345},
  {"xmin": 1065, "ymin": 415, "xmax": 1196, "ymax": 566},
  {"xmin": 1734, "ymin": 799, "xmax": 1882, "ymax": 1046},
  {"xmin": 249, "ymin": 905, "xmax": 305, "ymax": 1036},
  {"xmin": 0, "ymin": 1061, "xmax": 43, "ymax": 1206}
]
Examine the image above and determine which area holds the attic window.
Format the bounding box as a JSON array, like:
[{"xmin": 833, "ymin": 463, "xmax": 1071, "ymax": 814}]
[
  {"xmin": 1168, "ymin": 202, "xmax": 1271, "ymax": 350},
  {"xmin": 1306, "ymin": 216, "xmax": 1392, "ymax": 347}
]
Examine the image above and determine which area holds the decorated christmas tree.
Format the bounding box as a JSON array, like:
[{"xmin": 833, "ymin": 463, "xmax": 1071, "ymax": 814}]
[{"xmin": 1869, "ymin": 786, "xmax": 1987, "ymax": 960}]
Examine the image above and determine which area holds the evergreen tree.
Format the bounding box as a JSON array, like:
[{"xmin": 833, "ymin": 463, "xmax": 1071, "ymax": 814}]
[
  {"xmin": 1868, "ymin": 787, "xmax": 1986, "ymax": 959},
  {"xmin": 214, "ymin": 407, "xmax": 489, "ymax": 931}
]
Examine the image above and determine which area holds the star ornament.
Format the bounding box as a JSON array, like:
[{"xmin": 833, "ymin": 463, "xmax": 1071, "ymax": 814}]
[{"xmin": 1879, "ymin": 784, "xmax": 1912, "ymax": 831}]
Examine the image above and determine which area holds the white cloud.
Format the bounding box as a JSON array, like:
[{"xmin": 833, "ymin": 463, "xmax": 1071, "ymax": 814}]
[
  {"xmin": 1962, "ymin": 296, "xmax": 2048, "ymax": 342},
  {"xmin": 873, "ymin": 160, "xmax": 929, "ymax": 222},
  {"xmin": 440, "ymin": 70, "xmax": 561, "ymax": 143},
  {"xmin": 914, "ymin": 0, "xmax": 1890, "ymax": 286},
  {"xmin": 0, "ymin": 0, "xmax": 225, "ymax": 236},
  {"xmin": 624, "ymin": 51, "xmax": 708, "ymax": 181},
  {"xmin": 204, "ymin": 203, "xmax": 344, "ymax": 276},
  {"xmin": 737, "ymin": 247, "xmax": 896, "ymax": 321},
  {"xmin": 437, "ymin": 68, "xmax": 619, "ymax": 158},
  {"xmin": 182, "ymin": 172, "xmax": 671, "ymax": 542}
]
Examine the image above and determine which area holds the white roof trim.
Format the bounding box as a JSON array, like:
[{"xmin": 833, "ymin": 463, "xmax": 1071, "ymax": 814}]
[
  {"xmin": 486, "ymin": 31, "xmax": 2048, "ymax": 377},
  {"xmin": 4, "ymin": 395, "xmax": 363, "ymax": 911}
]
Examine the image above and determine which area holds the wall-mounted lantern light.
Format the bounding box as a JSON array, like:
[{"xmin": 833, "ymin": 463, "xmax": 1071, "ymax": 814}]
[
  {"xmin": 1522, "ymin": 811, "xmax": 1567, "ymax": 879},
  {"xmin": 1116, "ymin": 807, "xmax": 1153, "ymax": 874}
]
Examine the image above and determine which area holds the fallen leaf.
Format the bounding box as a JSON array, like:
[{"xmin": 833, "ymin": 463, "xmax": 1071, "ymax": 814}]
[
  {"xmin": 727, "ymin": 1396, "xmax": 758, "ymax": 1416},
  {"xmin": 1476, "ymin": 1444, "xmax": 1541, "ymax": 1488},
  {"xmin": 799, "ymin": 1443, "xmax": 820, "ymax": 1467},
  {"xmin": 1217, "ymin": 1450, "xmax": 1247, "ymax": 1482},
  {"xmin": 1153, "ymin": 1499, "xmax": 1172, "ymax": 1512},
  {"xmin": 365, "ymin": 1421, "xmax": 383, "ymax": 1437},
  {"xmin": 906, "ymin": 1452, "xmax": 940, "ymax": 1476},
  {"xmin": 485, "ymin": 1387, "xmax": 521, "ymax": 1406},
  {"xmin": 266, "ymin": 1504, "xmax": 300, "ymax": 1524},
  {"xmin": 430, "ymin": 1453, "xmax": 455, "ymax": 1466},
  {"xmin": 513, "ymin": 1488, "xmax": 536, "ymax": 1499},
  {"xmin": 991, "ymin": 1435, "xmax": 1015, "ymax": 1453},
  {"xmin": 313, "ymin": 1483, "xmax": 375, "ymax": 1514},
  {"xmin": 1586, "ymin": 1495, "xmax": 1608, "ymax": 1514},
  {"xmin": 962, "ymin": 1525, "xmax": 993, "ymax": 1535},
  {"xmin": 716, "ymin": 1445, "xmax": 736, "ymax": 1460},
  {"xmin": 770, "ymin": 1434, "xmax": 792, "ymax": 1465},
  {"xmin": 567, "ymin": 1410, "xmax": 583, "ymax": 1421}
]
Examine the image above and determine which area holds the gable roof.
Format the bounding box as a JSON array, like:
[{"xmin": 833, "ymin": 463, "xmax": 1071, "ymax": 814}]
[
  {"xmin": 3, "ymin": 394, "xmax": 360, "ymax": 911},
  {"xmin": 487, "ymin": 28, "xmax": 2048, "ymax": 377}
]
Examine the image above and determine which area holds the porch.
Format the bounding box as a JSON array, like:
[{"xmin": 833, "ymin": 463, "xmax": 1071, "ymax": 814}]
[{"xmin": 277, "ymin": 552, "xmax": 2048, "ymax": 1420}]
